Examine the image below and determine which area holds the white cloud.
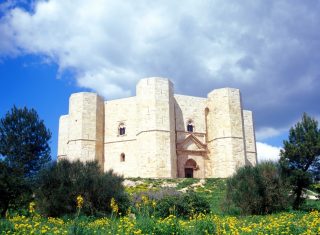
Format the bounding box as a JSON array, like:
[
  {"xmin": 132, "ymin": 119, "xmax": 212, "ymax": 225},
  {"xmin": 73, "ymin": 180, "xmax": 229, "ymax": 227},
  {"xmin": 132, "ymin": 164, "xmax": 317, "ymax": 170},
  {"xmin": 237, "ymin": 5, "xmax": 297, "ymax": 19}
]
[
  {"xmin": 0, "ymin": 0, "xmax": 320, "ymax": 131},
  {"xmin": 256, "ymin": 142, "xmax": 281, "ymax": 163},
  {"xmin": 255, "ymin": 127, "xmax": 286, "ymax": 140}
]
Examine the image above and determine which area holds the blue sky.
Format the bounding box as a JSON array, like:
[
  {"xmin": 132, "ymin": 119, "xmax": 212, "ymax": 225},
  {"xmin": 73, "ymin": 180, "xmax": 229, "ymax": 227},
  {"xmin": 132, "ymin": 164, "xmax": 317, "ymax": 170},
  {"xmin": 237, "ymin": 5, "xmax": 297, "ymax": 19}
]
[{"xmin": 1, "ymin": 0, "xmax": 320, "ymax": 161}]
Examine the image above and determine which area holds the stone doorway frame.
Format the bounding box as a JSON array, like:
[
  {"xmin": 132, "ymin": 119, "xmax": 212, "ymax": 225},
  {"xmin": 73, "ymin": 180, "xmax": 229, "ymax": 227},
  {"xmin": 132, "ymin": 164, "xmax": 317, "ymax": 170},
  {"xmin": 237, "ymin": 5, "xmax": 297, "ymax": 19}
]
[{"xmin": 184, "ymin": 159, "xmax": 197, "ymax": 178}]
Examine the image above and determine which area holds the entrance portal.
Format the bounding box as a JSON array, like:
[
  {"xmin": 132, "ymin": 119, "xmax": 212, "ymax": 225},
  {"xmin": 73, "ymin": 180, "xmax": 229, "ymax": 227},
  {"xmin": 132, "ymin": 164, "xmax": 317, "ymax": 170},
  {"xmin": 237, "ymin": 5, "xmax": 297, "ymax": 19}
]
[
  {"xmin": 185, "ymin": 168, "xmax": 193, "ymax": 178},
  {"xmin": 184, "ymin": 159, "xmax": 197, "ymax": 178}
]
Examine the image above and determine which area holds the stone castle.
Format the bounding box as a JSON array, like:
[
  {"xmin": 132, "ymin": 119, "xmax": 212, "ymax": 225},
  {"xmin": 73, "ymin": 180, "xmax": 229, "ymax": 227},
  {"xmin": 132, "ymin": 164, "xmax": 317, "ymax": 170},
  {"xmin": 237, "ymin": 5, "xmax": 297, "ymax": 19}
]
[{"xmin": 58, "ymin": 77, "xmax": 257, "ymax": 178}]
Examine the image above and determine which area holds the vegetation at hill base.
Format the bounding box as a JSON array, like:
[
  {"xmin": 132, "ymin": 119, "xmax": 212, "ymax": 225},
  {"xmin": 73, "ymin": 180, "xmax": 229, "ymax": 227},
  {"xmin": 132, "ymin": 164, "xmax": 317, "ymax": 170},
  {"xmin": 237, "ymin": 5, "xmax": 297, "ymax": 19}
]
[
  {"xmin": 0, "ymin": 177, "xmax": 319, "ymax": 234},
  {"xmin": 280, "ymin": 113, "xmax": 320, "ymax": 209},
  {"xmin": 0, "ymin": 209, "xmax": 320, "ymax": 234},
  {"xmin": 0, "ymin": 106, "xmax": 51, "ymax": 217},
  {"xmin": 35, "ymin": 159, "xmax": 130, "ymax": 217},
  {"xmin": 224, "ymin": 162, "xmax": 290, "ymax": 215}
]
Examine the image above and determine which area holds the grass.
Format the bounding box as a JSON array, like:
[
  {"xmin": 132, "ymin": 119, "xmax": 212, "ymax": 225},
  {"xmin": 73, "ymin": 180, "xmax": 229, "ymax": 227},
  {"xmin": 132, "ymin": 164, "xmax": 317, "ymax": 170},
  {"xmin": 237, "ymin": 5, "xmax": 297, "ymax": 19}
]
[
  {"xmin": 125, "ymin": 178, "xmax": 228, "ymax": 214},
  {"xmin": 1, "ymin": 210, "xmax": 320, "ymax": 234}
]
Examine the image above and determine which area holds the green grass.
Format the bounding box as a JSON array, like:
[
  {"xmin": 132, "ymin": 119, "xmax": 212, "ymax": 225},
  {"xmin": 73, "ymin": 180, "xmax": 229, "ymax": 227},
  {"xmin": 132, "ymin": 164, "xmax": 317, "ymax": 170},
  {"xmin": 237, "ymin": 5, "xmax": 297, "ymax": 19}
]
[{"xmin": 2, "ymin": 210, "xmax": 320, "ymax": 234}]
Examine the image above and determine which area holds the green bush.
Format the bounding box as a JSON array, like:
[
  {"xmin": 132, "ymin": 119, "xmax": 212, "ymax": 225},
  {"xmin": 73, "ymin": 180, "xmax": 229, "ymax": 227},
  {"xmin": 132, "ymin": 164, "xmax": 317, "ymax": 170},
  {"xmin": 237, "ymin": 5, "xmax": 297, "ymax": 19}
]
[
  {"xmin": 35, "ymin": 159, "xmax": 129, "ymax": 217},
  {"xmin": 131, "ymin": 188, "xmax": 210, "ymax": 218},
  {"xmin": 155, "ymin": 190, "xmax": 210, "ymax": 218},
  {"xmin": 0, "ymin": 161, "xmax": 32, "ymax": 217},
  {"xmin": 131, "ymin": 188, "xmax": 181, "ymax": 217},
  {"xmin": 224, "ymin": 162, "xmax": 290, "ymax": 215}
]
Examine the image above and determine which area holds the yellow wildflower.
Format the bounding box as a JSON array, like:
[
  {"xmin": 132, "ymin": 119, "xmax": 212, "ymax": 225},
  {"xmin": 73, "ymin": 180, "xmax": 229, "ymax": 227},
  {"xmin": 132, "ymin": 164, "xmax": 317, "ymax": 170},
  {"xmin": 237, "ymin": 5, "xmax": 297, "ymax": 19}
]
[
  {"xmin": 29, "ymin": 202, "xmax": 36, "ymax": 214},
  {"xmin": 110, "ymin": 197, "xmax": 119, "ymax": 214},
  {"xmin": 152, "ymin": 200, "xmax": 156, "ymax": 208},
  {"xmin": 76, "ymin": 195, "xmax": 84, "ymax": 209},
  {"xmin": 141, "ymin": 195, "xmax": 149, "ymax": 205}
]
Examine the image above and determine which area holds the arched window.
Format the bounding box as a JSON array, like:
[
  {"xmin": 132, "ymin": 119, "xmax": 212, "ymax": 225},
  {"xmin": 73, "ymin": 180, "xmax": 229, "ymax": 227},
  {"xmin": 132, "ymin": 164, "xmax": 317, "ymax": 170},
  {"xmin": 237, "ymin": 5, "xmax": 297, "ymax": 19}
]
[
  {"xmin": 120, "ymin": 153, "xmax": 125, "ymax": 162},
  {"xmin": 187, "ymin": 120, "xmax": 194, "ymax": 132},
  {"xmin": 118, "ymin": 123, "xmax": 126, "ymax": 136}
]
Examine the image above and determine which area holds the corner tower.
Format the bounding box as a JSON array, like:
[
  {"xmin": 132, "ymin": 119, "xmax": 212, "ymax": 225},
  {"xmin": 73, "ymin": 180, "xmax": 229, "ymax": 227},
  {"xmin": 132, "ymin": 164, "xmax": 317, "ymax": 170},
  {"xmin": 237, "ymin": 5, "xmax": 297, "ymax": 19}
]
[
  {"xmin": 136, "ymin": 78, "xmax": 177, "ymax": 177},
  {"xmin": 206, "ymin": 88, "xmax": 247, "ymax": 177},
  {"xmin": 58, "ymin": 92, "xmax": 104, "ymax": 170}
]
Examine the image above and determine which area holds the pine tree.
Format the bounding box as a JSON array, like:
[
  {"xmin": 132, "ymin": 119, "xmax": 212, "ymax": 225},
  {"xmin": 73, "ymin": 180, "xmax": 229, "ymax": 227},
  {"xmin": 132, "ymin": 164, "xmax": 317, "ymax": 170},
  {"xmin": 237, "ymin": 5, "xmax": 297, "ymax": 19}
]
[
  {"xmin": 280, "ymin": 113, "xmax": 320, "ymax": 209},
  {"xmin": 0, "ymin": 106, "xmax": 51, "ymax": 177},
  {"xmin": 0, "ymin": 106, "xmax": 51, "ymax": 217}
]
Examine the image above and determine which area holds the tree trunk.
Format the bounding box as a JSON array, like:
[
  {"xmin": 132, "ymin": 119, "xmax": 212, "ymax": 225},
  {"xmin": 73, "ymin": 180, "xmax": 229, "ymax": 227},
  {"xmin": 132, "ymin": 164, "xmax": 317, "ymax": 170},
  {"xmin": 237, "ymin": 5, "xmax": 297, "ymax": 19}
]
[{"xmin": 293, "ymin": 186, "xmax": 303, "ymax": 209}]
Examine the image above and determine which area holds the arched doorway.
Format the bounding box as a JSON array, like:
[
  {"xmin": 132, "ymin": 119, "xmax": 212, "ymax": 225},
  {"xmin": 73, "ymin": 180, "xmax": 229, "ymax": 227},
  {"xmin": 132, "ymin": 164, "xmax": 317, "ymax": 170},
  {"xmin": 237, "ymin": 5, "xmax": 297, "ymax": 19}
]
[{"xmin": 184, "ymin": 159, "xmax": 197, "ymax": 178}]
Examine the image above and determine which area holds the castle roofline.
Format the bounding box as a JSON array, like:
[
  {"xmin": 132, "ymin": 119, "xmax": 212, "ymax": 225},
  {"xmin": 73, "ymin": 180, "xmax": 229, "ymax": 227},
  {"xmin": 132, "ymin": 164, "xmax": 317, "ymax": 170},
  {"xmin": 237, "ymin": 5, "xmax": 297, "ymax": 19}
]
[
  {"xmin": 70, "ymin": 91, "xmax": 98, "ymax": 95},
  {"xmin": 207, "ymin": 87, "xmax": 240, "ymax": 98},
  {"xmin": 137, "ymin": 77, "xmax": 173, "ymax": 85},
  {"xmin": 174, "ymin": 94, "xmax": 207, "ymax": 101}
]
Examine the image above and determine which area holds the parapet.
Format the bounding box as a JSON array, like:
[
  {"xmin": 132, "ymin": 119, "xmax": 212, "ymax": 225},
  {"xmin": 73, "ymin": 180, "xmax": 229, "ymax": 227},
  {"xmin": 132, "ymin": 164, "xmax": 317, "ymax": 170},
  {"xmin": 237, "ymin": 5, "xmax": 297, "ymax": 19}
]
[{"xmin": 136, "ymin": 77, "xmax": 173, "ymax": 97}]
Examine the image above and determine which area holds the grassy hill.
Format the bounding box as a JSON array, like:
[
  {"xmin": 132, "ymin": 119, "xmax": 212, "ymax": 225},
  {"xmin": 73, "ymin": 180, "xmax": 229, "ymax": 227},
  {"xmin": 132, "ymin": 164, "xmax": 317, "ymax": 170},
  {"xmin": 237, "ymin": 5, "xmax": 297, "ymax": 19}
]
[{"xmin": 1, "ymin": 178, "xmax": 320, "ymax": 234}]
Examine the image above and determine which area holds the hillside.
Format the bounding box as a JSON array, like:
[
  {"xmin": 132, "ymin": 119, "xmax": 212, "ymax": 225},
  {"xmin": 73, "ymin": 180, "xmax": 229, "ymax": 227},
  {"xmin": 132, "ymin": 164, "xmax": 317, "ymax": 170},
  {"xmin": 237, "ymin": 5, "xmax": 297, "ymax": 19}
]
[{"xmin": 124, "ymin": 178, "xmax": 227, "ymax": 214}]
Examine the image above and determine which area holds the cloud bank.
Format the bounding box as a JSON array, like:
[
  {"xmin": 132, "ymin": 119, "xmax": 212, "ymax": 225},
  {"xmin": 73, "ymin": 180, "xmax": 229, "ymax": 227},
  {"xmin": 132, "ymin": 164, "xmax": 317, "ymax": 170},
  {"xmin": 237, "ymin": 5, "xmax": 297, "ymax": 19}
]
[
  {"xmin": 256, "ymin": 142, "xmax": 281, "ymax": 163},
  {"xmin": 1, "ymin": 0, "xmax": 320, "ymax": 136}
]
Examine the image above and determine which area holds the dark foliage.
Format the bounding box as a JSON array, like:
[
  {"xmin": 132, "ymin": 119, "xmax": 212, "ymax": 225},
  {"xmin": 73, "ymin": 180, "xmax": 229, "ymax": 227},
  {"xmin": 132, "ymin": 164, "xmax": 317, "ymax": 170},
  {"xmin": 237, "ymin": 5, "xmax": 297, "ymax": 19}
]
[
  {"xmin": 224, "ymin": 162, "xmax": 290, "ymax": 215},
  {"xmin": 0, "ymin": 161, "xmax": 31, "ymax": 217},
  {"xmin": 35, "ymin": 159, "xmax": 129, "ymax": 217},
  {"xmin": 0, "ymin": 106, "xmax": 51, "ymax": 217},
  {"xmin": 280, "ymin": 113, "xmax": 320, "ymax": 209},
  {"xmin": 155, "ymin": 190, "xmax": 210, "ymax": 218},
  {"xmin": 0, "ymin": 106, "xmax": 51, "ymax": 177}
]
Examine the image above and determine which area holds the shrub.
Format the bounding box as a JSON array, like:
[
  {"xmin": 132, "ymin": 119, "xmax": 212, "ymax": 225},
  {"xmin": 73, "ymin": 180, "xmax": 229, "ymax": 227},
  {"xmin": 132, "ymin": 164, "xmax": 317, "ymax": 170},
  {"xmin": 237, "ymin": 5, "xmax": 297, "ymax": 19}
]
[
  {"xmin": 131, "ymin": 188, "xmax": 182, "ymax": 217},
  {"xmin": 35, "ymin": 159, "xmax": 129, "ymax": 217},
  {"xmin": 0, "ymin": 161, "xmax": 32, "ymax": 217},
  {"xmin": 155, "ymin": 190, "xmax": 210, "ymax": 218},
  {"xmin": 224, "ymin": 162, "xmax": 290, "ymax": 215},
  {"xmin": 131, "ymin": 188, "xmax": 210, "ymax": 218}
]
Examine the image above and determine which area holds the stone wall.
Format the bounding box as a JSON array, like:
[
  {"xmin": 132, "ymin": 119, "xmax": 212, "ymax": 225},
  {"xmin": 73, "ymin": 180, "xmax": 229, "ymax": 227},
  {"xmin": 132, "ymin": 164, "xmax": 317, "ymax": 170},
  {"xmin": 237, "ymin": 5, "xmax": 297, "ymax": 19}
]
[
  {"xmin": 59, "ymin": 93, "xmax": 104, "ymax": 168},
  {"xmin": 243, "ymin": 110, "xmax": 257, "ymax": 166},
  {"xmin": 174, "ymin": 95, "xmax": 207, "ymax": 178},
  {"xmin": 206, "ymin": 88, "xmax": 246, "ymax": 178},
  {"xmin": 104, "ymin": 96, "xmax": 138, "ymax": 177},
  {"xmin": 136, "ymin": 78, "xmax": 177, "ymax": 178},
  {"xmin": 57, "ymin": 115, "xmax": 69, "ymax": 159},
  {"xmin": 174, "ymin": 95, "xmax": 207, "ymax": 143}
]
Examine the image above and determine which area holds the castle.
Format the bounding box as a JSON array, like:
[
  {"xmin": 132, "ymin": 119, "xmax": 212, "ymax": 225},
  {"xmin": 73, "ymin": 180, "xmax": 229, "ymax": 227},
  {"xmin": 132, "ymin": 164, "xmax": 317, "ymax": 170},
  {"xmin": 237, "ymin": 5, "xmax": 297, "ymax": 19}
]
[{"xmin": 58, "ymin": 77, "xmax": 257, "ymax": 178}]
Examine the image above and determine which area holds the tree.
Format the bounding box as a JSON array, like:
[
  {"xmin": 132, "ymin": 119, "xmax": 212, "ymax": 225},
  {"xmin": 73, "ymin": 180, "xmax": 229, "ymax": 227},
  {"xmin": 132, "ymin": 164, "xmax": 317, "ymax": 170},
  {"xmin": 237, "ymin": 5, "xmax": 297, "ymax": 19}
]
[
  {"xmin": 0, "ymin": 106, "xmax": 51, "ymax": 177},
  {"xmin": 0, "ymin": 106, "xmax": 51, "ymax": 217},
  {"xmin": 0, "ymin": 161, "xmax": 31, "ymax": 217},
  {"xmin": 280, "ymin": 113, "xmax": 320, "ymax": 209}
]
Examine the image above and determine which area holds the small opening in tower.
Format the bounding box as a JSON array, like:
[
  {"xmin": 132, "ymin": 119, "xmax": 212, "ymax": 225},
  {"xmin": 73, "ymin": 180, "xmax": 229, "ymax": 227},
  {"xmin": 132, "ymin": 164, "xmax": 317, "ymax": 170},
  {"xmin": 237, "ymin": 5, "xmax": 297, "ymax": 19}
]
[
  {"xmin": 120, "ymin": 153, "xmax": 125, "ymax": 162},
  {"xmin": 187, "ymin": 120, "xmax": 194, "ymax": 132},
  {"xmin": 118, "ymin": 123, "xmax": 126, "ymax": 136}
]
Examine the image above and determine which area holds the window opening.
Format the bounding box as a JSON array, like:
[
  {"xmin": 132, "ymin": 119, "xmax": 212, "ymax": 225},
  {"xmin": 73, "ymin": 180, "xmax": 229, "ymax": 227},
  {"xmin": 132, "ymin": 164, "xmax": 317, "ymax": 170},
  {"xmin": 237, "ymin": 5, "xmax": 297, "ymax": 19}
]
[
  {"xmin": 118, "ymin": 123, "xmax": 126, "ymax": 136},
  {"xmin": 120, "ymin": 153, "xmax": 125, "ymax": 162},
  {"xmin": 187, "ymin": 120, "xmax": 194, "ymax": 132}
]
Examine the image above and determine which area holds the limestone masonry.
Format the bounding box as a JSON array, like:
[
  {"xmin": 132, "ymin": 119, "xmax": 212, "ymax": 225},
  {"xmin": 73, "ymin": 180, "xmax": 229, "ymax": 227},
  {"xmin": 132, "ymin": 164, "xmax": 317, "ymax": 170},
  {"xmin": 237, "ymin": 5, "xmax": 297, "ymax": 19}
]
[{"xmin": 58, "ymin": 77, "xmax": 257, "ymax": 178}]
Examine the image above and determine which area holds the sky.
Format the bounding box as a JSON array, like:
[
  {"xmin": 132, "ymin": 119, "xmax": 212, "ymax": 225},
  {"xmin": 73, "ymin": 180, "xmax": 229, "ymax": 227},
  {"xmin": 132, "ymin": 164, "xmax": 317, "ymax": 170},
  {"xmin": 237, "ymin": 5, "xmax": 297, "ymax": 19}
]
[{"xmin": 0, "ymin": 0, "xmax": 320, "ymax": 162}]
